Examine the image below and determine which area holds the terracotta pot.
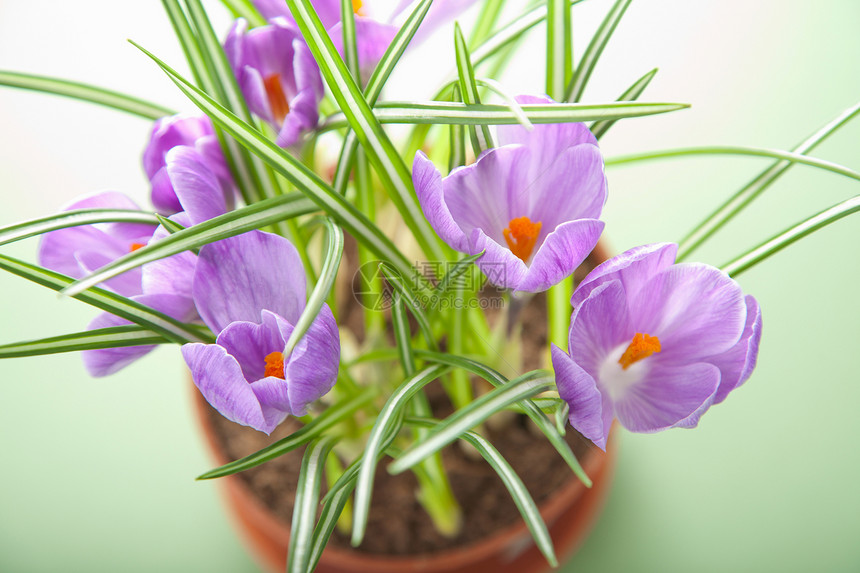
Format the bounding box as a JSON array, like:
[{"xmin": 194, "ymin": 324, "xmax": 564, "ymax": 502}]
[{"xmin": 193, "ymin": 244, "xmax": 617, "ymax": 573}]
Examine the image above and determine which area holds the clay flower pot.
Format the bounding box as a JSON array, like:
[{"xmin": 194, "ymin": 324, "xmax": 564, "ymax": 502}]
[{"xmin": 192, "ymin": 242, "xmax": 617, "ymax": 573}]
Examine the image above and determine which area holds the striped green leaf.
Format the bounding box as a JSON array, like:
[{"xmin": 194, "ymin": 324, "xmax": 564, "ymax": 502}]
[
  {"xmin": 387, "ymin": 371, "xmax": 554, "ymax": 475},
  {"xmin": 351, "ymin": 364, "xmax": 450, "ymax": 546},
  {"xmin": 0, "ymin": 71, "xmax": 173, "ymax": 119},
  {"xmin": 378, "ymin": 262, "xmax": 437, "ymax": 351},
  {"xmin": 0, "ymin": 255, "xmax": 209, "ymax": 344},
  {"xmin": 546, "ymin": 0, "xmax": 573, "ymax": 101},
  {"xmin": 196, "ymin": 389, "xmax": 377, "ymax": 480},
  {"xmin": 320, "ymin": 100, "xmax": 689, "ymax": 130},
  {"xmin": 406, "ymin": 417, "xmax": 558, "ymax": 567},
  {"xmin": 591, "ymin": 67, "xmax": 658, "ymax": 139},
  {"xmin": 285, "ymin": 0, "xmax": 443, "ymax": 261},
  {"xmin": 60, "ymin": 193, "xmax": 316, "ymax": 298},
  {"xmin": 288, "ymin": 437, "xmax": 335, "ymax": 573},
  {"xmin": 454, "ymin": 23, "xmax": 495, "ymax": 154},
  {"xmin": 218, "ymin": 0, "xmax": 265, "ymax": 27},
  {"xmin": 721, "ymin": 195, "xmax": 860, "ymax": 278},
  {"xmin": 677, "ymin": 100, "xmax": 860, "ymax": 260},
  {"xmin": 0, "ymin": 209, "xmax": 158, "ymax": 247},
  {"xmin": 564, "ymin": 0, "xmax": 633, "ymax": 102},
  {"xmin": 0, "ymin": 326, "xmax": 172, "ymax": 359}
]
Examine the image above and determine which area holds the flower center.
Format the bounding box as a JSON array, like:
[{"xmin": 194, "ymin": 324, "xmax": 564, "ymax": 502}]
[
  {"xmin": 618, "ymin": 333, "xmax": 661, "ymax": 370},
  {"xmin": 129, "ymin": 242, "xmax": 146, "ymax": 252},
  {"xmin": 352, "ymin": 0, "xmax": 364, "ymax": 14},
  {"xmin": 263, "ymin": 351, "xmax": 286, "ymax": 379},
  {"xmin": 263, "ymin": 73, "xmax": 290, "ymax": 125},
  {"xmin": 503, "ymin": 216, "xmax": 542, "ymax": 263}
]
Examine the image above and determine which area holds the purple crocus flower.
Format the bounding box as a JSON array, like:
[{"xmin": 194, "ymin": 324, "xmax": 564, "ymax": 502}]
[
  {"xmin": 143, "ymin": 113, "xmax": 235, "ymax": 215},
  {"xmin": 551, "ymin": 243, "xmax": 763, "ymax": 450},
  {"xmin": 38, "ymin": 191, "xmax": 156, "ymax": 297},
  {"xmin": 181, "ymin": 230, "xmax": 340, "ymax": 433},
  {"xmin": 225, "ymin": 18, "xmax": 325, "ymax": 148},
  {"xmin": 413, "ymin": 95, "xmax": 607, "ymax": 293}
]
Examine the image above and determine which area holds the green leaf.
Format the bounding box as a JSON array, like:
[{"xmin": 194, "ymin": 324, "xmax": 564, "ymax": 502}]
[
  {"xmin": 0, "ymin": 71, "xmax": 174, "ymax": 119},
  {"xmin": 415, "ymin": 349, "xmax": 591, "ymax": 486},
  {"xmin": 0, "ymin": 326, "xmax": 171, "ymax": 359},
  {"xmin": 590, "ymin": 67, "xmax": 658, "ymax": 139},
  {"xmin": 469, "ymin": 0, "xmax": 506, "ymax": 48},
  {"xmin": 454, "ymin": 23, "xmax": 495, "ymax": 154},
  {"xmin": 340, "ymin": 0, "xmax": 360, "ymax": 79},
  {"xmin": 332, "ymin": 0, "xmax": 436, "ymax": 196},
  {"xmin": 388, "ymin": 371, "xmax": 554, "ymax": 475},
  {"xmin": 320, "ymin": 100, "xmax": 690, "ymax": 130},
  {"xmin": 129, "ymin": 42, "xmax": 419, "ymax": 284},
  {"xmin": 284, "ymin": 219, "xmax": 344, "ymax": 357},
  {"xmin": 475, "ymin": 79, "xmax": 534, "ymax": 129},
  {"xmin": 546, "ymin": 0, "xmax": 573, "ymax": 100},
  {"xmin": 196, "ymin": 389, "xmax": 377, "ymax": 480},
  {"xmin": 285, "ymin": 0, "xmax": 444, "ymax": 261},
  {"xmin": 351, "ymin": 364, "xmax": 450, "ymax": 546},
  {"xmin": 406, "ymin": 417, "xmax": 558, "ymax": 567},
  {"xmin": 288, "ymin": 437, "xmax": 335, "ymax": 573},
  {"xmin": 391, "ymin": 296, "xmax": 416, "ymax": 377},
  {"xmin": 677, "ymin": 100, "xmax": 860, "ymax": 260},
  {"xmin": 378, "ymin": 262, "xmax": 437, "ymax": 351},
  {"xmin": 605, "ymin": 146, "xmax": 860, "ymax": 182},
  {"xmin": 0, "ymin": 255, "xmax": 210, "ymax": 344},
  {"xmin": 472, "ymin": 0, "xmax": 587, "ymax": 67},
  {"xmin": 0, "ymin": 209, "xmax": 158, "ymax": 247},
  {"xmin": 308, "ymin": 469, "xmax": 355, "ymax": 571},
  {"xmin": 435, "ymin": 252, "xmax": 484, "ymax": 294},
  {"xmin": 564, "ymin": 0, "xmax": 633, "ymax": 102},
  {"xmin": 218, "ymin": 0, "xmax": 265, "ymax": 27},
  {"xmin": 60, "ymin": 193, "xmax": 316, "ymax": 298},
  {"xmin": 721, "ymin": 195, "xmax": 860, "ymax": 278}
]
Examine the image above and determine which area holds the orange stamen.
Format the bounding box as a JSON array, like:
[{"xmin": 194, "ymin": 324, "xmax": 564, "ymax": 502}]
[
  {"xmin": 264, "ymin": 351, "xmax": 286, "ymax": 379},
  {"xmin": 129, "ymin": 242, "xmax": 146, "ymax": 252},
  {"xmin": 263, "ymin": 73, "xmax": 290, "ymax": 125},
  {"xmin": 352, "ymin": 0, "xmax": 364, "ymax": 15},
  {"xmin": 618, "ymin": 333, "xmax": 661, "ymax": 370},
  {"xmin": 503, "ymin": 216, "xmax": 542, "ymax": 263}
]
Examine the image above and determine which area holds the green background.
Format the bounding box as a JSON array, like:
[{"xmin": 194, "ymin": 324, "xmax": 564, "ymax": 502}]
[{"xmin": 0, "ymin": 1, "xmax": 858, "ymax": 571}]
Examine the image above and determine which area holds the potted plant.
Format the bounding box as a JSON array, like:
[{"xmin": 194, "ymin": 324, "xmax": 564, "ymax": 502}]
[{"xmin": 0, "ymin": 0, "xmax": 857, "ymax": 571}]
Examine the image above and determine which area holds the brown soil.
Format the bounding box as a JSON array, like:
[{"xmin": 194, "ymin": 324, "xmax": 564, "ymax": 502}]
[{"xmin": 204, "ymin": 246, "xmax": 607, "ymax": 557}]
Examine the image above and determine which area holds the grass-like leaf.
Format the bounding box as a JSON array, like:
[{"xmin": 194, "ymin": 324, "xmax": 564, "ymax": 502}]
[
  {"xmin": 0, "ymin": 209, "xmax": 158, "ymax": 247},
  {"xmin": 469, "ymin": 0, "xmax": 506, "ymax": 48},
  {"xmin": 286, "ymin": 0, "xmax": 443, "ymax": 261},
  {"xmin": 0, "ymin": 255, "xmax": 210, "ymax": 344},
  {"xmin": 606, "ymin": 146, "xmax": 860, "ymax": 182},
  {"xmin": 0, "ymin": 326, "xmax": 171, "ymax": 359},
  {"xmin": 415, "ymin": 349, "xmax": 591, "ymax": 486},
  {"xmin": 546, "ymin": 0, "xmax": 573, "ymax": 101},
  {"xmin": 590, "ymin": 67, "xmax": 658, "ymax": 139},
  {"xmin": 288, "ymin": 437, "xmax": 335, "ymax": 573},
  {"xmin": 0, "ymin": 71, "xmax": 174, "ymax": 119},
  {"xmin": 308, "ymin": 471, "xmax": 354, "ymax": 571},
  {"xmin": 320, "ymin": 100, "xmax": 689, "ymax": 130},
  {"xmin": 677, "ymin": 100, "xmax": 860, "ymax": 260},
  {"xmin": 564, "ymin": 0, "xmax": 632, "ymax": 102},
  {"xmin": 721, "ymin": 195, "xmax": 860, "ymax": 278},
  {"xmin": 129, "ymin": 43, "xmax": 419, "ymax": 283},
  {"xmin": 434, "ymin": 252, "xmax": 484, "ymax": 294},
  {"xmin": 388, "ymin": 371, "xmax": 554, "ymax": 475},
  {"xmin": 284, "ymin": 218, "xmax": 343, "ymax": 357},
  {"xmin": 454, "ymin": 23, "xmax": 495, "ymax": 154},
  {"xmin": 218, "ymin": 0, "xmax": 265, "ymax": 27},
  {"xmin": 196, "ymin": 389, "xmax": 377, "ymax": 480},
  {"xmin": 351, "ymin": 364, "xmax": 450, "ymax": 546},
  {"xmin": 60, "ymin": 193, "xmax": 316, "ymax": 298},
  {"xmin": 378, "ymin": 262, "xmax": 437, "ymax": 351},
  {"xmin": 391, "ymin": 295, "xmax": 416, "ymax": 377},
  {"xmin": 406, "ymin": 417, "xmax": 558, "ymax": 567},
  {"xmin": 476, "ymin": 79, "xmax": 534, "ymax": 129},
  {"xmin": 332, "ymin": 0, "xmax": 435, "ymax": 196}
]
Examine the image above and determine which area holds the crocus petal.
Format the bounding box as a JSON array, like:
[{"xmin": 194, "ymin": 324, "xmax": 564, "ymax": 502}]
[
  {"xmin": 193, "ymin": 231, "xmax": 307, "ymax": 332},
  {"xmin": 283, "ymin": 303, "xmax": 340, "ymax": 415},
  {"xmin": 516, "ymin": 218, "xmax": 604, "ymax": 293},
  {"xmin": 470, "ymin": 227, "xmax": 528, "ymax": 290},
  {"xmin": 613, "ymin": 362, "xmax": 721, "ymax": 433},
  {"xmin": 412, "ymin": 151, "xmax": 469, "ymax": 252},
  {"xmin": 572, "ymin": 242, "xmax": 677, "ymax": 308},
  {"xmin": 183, "ymin": 342, "xmax": 283, "ymax": 434},
  {"xmin": 552, "ymin": 344, "xmax": 610, "ymax": 450},
  {"xmin": 140, "ymin": 218, "xmax": 197, "ymax": 302},
  {"xmin": 708, "ymin": 295, "xmax": 763, "ymax": 404},
  {"xmin": 389, "ymin": 0, "xmax": 481, "ymax": 45},
  {"xmin": 276, "ymin": 87, "xmax": 320, "ymax": 147},
  {"xmin": 165, "ymin": 146, "xmax": 228, "ymax": 225},
  {"xmin": 568, "ymin": 280, "xmax": 631, "ymax": 376},
  {"xmin": 82, "ymin": 293, "xmax": 197, "ymax": 377},
  {"xmin": 631, "ymin": 263, "xmax": 747, "ymax": 362}
]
